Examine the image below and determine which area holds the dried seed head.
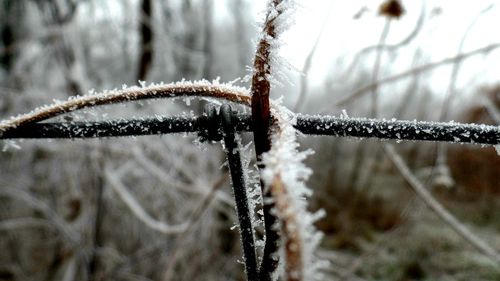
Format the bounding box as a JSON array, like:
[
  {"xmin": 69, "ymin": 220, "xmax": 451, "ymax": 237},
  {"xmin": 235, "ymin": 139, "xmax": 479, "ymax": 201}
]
[{"xmin": 379, "ymin": 0, "xmax": 405, "ymax": 19}]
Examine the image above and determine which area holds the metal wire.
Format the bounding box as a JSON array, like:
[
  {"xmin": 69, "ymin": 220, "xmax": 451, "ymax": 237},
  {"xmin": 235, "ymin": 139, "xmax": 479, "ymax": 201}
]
[
  {"xmin": 2, "ymin": 114, "xmax": 499, "ymax": 145},
  {"xmin": 220, "ymin": 104, "xmax": 258, "ymax": 281}
]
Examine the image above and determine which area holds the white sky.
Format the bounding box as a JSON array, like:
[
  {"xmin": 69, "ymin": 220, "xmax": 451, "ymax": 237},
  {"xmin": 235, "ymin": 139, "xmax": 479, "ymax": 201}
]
[{"xmin": 249, "ymin": 0, "xmax": 500, "ymax": 101}]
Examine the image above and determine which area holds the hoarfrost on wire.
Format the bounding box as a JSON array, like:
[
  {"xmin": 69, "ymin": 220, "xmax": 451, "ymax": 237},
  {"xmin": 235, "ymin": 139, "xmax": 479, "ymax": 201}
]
[
  {"xmin": 238, "ymin": 136, "xmax": 266, "ymax": 250},
  {"xmin": 0, "ymin": 79, "xmax": 251, "ymax": 135}
]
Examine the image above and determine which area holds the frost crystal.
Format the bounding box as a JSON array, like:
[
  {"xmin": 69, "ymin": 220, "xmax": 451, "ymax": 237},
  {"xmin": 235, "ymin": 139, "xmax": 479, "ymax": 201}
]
[
  {"xmin": 261, "ymin": 101, "xmax": 324, "ymax": 281},
  {"xmin": 0, "ymin": 79, "xmax": 251, "ymax": 135}
]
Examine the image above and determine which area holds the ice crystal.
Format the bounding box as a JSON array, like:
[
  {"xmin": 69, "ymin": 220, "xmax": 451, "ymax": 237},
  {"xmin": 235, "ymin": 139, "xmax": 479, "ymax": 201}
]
[
  {"xmin": 261, "ymin": 101, "xmax": 324, "ymax": 281},
  {"xmin": 0, "ymin": 79, "xmax": 251, "ymax": 135}
]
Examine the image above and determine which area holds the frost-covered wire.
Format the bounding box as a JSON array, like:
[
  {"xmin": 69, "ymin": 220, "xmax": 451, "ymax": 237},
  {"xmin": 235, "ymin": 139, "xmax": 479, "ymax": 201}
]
[
  {"xmin": 0, "ymin": 79, "xmax": 250, "ymax": 134},
  {"xmin": 3, "ymin": 113, "xmax": 499, "ymax": 146},
  {"xmin": 220, "ymin": 104, "xmax": 258, "ymax": 281}
]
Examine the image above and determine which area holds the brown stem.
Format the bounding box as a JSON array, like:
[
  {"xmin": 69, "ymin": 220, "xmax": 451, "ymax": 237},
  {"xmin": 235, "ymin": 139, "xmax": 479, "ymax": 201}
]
[
  {"xmin": 0, "ymin": 82, "xmax": 250, "ymax": 133},
  {"xmin": 137, "ymin": 0, "xmax": 154, "ymax": 81},
  {"xmin": 271, "ymin": 175, "xmax": 302, "ymax": 281},
  {"xmin": 250, "ymin": 1, "xmax": 284, "ymax": 280}
]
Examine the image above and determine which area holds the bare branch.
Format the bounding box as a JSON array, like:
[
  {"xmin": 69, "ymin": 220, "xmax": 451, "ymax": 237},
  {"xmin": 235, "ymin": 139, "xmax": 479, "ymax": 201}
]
[
  {"xmin": 483, "ymin": 97, "xmax": 500, "ymax": 124},
  {"xmin": 104, "ymin": 164, "xmax": 188, "ymax": 235},
  {"xmin": 294, "ymin": 2, "xmax": 333, "ymax": 112},
  {"xmin": 161, "ymin": 174, "xmax": 228, "ymax": 281},
  {"xmin": 339, "ymin": 0, "xmax": 424, "ymax": 81},
  {"xmin": 131, "ymin": 146, "xmax": 233, "ymax": 204},
  {"xmin": 0, "ymin": 217, "xmax": 51, "ymax": 230},
  {"xmin": 336, "ymin": 42, "xmax": 500, "ymax": 106},
  {"xmin": 383, "ymin": 144, "xmax": 500, "ymax": 263},
  {"xmin": 250, "ymin": 1, "xmax": 292, "ymax": 279},
  {"xmin": 370, "ymin": 19, "xmax": 391, "ymax": 118}
]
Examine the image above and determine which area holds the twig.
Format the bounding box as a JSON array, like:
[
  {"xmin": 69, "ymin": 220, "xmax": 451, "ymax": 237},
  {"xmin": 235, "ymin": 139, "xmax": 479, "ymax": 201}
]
[
  {"xmin": 338, "ymin": 1, "xmax": 425, "ymax": 81},
  {"xmin": 100, "ymin": 174, "xmax": 227, "ymax": 280},
  {"xmin": 0, "ymin": 217, "xmax": 51, "ymax": 230},
  {"xmin": 62, "ymin": 257, "xmax": 78, "ymax": 281},
  {"xmin": 250, "ymin": 1, "xmax": 289, "ymax": 279},
  {"xmin": 483, "ymin": 97, "xmax": 500, "ymax": 124},
  {"xmin": 434, "ymin": 4, "xmax": 494, "ymax": 179},
  {"xmin": 293, "ymin": 2, "xmax": 333, "ymax": 112},
  {"xmin": 161, "ymin": 174, "xmax": 228, "ymax": 281},
  {"xmin": 371, "ymin": 19, "xmax": 391, "ymax": 118},
  {"xmin": 131, "ymin": 146, "xmax": 233, "ymax": 205},
  {"xmin": 104, "ymin": 164, "xmax": 188, "ymax": 235},
  {"xmin": 336, "ymin": 42, "xmax": 500, "ymax": 106},
  {"xmin": 0, "ymin": 187, "xmax": 81, "ymax": 246},
  {"xmin": 440, "ymin": 4, "xmax": 494, "ymax": 122},
  {"xmin": 383, "ymin": 143, "xmax": 500, "ymax": 263}
]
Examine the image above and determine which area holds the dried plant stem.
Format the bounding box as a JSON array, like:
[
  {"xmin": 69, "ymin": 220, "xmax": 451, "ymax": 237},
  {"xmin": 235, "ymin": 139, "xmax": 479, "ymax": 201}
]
[
  {"xmin": 0, "ymin": 218, "xmax": 51, "ymax": 230},
  {"xmin": 102, "ymin": 174, "xmax": 227, "ymax": 280},
  {"xmin": 371, "ymin": 19, "xmax": 391, "ymax": 118},
  {"xmin": 294, "ymin": 2, "xmax": 332, "ymax": 112},
  {"xmin": 261, "ymin": 104, "xmax": 322, "ymax": 281},
  {"xmin": 434, "ymin": 5, "xmax": 493, "ymax": 182},
  {"xmin": 161, "ymin": 174, "xmax": 228, "ymax": 281},
  {"xmin": 383, "ymin": 144, "xmax": 500, "ymax": 263},
  {"xmin": 104, "ymin": 164, "xmax": 188, "ymax": 235},
  {"xmin": 338, "ymin": 1, "xmax": 425, "ymax": 81},
  {"xmin": 337, "ymin": 42, "xmax": 500, "ymax": 106},
  {"xmin": 250, "ymin": 1, "xmax": 286, "ymax": 280},
  {"xmin": 0, "ymin": 81, "xmax": 250, "ymax": 133},
  {"xmin": 251, "ymin": 0, "xmax": 281, "ymax": 157},
  {"xmin": 270, "ymin": 175, "xmax": 303, "ymax": 281},
  {"xmin": 483, "ymin": 98, "xmax": 500, "ymax": 124}
]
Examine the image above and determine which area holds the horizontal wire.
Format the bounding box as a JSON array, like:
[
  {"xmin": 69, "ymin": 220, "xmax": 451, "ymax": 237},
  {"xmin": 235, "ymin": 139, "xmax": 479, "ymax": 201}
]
[{"xmin": 1, "ymin": 114, "xmax": 499, "ymax": 145}]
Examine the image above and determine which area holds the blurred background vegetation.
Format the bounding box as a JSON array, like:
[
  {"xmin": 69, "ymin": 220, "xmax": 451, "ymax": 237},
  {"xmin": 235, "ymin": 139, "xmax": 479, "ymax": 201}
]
[{"xmin": 0, "ymin": 0, "xmax": 499, "ymax": 280}]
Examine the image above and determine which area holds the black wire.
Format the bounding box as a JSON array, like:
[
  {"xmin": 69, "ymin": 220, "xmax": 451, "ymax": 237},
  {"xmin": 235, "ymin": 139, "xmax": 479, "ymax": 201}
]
[
  {"xmin": 296, "ymin": 115, "xmax": 500, "ymax": 145},
  {"xmin": 220, "ymin": 104, "xmax": 258, "ymax": 281},
  {"xmin": 2, "ymin": 114, "xmax": 499, "ymax": 145}
]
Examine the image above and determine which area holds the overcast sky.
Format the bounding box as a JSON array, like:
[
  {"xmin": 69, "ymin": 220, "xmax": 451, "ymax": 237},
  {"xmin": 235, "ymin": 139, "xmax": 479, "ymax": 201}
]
[{"xmin": 245, "ymin": 0, "xmax": 500, "ymax": 102}]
